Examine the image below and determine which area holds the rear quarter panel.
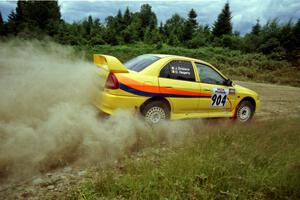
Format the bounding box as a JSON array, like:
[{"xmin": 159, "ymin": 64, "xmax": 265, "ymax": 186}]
[
  {"xmin": 116, "ymin": 73, "xmax": 160, "ymax": 96},
  {"xmin": 95, "ymin": 73, "xmax": 158, "ymax": 114}
]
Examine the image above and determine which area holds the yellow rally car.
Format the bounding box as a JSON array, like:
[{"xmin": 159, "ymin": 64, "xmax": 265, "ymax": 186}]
[{"xmin": 93, "ymin": 54, "xmax": 260, "ymax": 123}]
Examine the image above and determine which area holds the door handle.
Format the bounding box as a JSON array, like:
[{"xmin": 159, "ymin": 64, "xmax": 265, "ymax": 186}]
[
  {"xmin": 204, "ymin": 89, "xmax": 210, "ymax": 91},
  {"xmin": 165, "ymin": 86, "xmax": 173, "ymax": 88}
]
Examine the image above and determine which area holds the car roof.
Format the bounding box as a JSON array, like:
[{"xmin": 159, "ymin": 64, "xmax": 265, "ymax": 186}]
[{"xmin": 148, "ymin": 54, "xmax": 204, "ymax": 63}]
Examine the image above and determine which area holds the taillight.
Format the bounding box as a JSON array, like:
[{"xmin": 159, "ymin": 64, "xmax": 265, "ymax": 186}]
[{"xmin": 105, "ymin": 73, "xmax": 119, "ymax": 89}]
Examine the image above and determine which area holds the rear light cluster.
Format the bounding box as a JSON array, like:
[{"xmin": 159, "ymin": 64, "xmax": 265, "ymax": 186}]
[{"xmin": 105, "ymin": 73, "xmax": 119, "ymax": 89}]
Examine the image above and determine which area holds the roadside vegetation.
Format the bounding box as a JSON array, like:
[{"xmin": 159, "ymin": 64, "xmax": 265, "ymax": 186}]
[{"xmin": 69, "ymin": 118, "xmax": 300, "ymax": 199}]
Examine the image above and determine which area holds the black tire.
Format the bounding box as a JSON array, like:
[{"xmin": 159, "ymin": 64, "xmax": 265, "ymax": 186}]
[
  {"xmin": 141, "ymin": 100, "xmax": 170, "ymax": 124},
  {"xmin": 236, "ymin": 100, "xmax": 254, "ymax": 122}
]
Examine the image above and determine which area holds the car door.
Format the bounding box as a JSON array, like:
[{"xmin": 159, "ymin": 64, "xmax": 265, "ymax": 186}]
[
  {"xmin": 158, "ymin": 60, "xmax": 200, "ymax": 113},
  {"xmin": 195, "ymin": 62, "xmax": 236, "ymax": 116}
]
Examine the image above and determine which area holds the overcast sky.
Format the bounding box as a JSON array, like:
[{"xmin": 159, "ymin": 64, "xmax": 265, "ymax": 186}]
[{"xmin": 0, "ymin": 0, "xmax": 299, "ymax": 35}]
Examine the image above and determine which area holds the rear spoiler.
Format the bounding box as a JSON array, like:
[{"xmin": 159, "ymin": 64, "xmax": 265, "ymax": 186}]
[{"xmin": 93, "ymin": 54, "xmax": 128, "ymax": 73}]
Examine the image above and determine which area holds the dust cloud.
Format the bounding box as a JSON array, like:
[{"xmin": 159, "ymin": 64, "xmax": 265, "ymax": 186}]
[{"xmin": 0, "ymin": 40, "xmax": 196, "ymax": 182}]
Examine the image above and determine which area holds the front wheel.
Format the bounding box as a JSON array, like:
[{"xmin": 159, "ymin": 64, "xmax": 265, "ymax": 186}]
[
  {"xmin": 141, "ymin": 101, "xmax": 169, "ymax": 124},
  {"xmin": 236, "ymin": 101, "xmax": 254, "ymax": 122}
]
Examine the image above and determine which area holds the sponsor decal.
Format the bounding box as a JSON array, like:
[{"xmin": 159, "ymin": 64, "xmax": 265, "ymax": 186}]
[{"xmin": 229, "ymin": 88, "xmax": 235, "ymax": 95}]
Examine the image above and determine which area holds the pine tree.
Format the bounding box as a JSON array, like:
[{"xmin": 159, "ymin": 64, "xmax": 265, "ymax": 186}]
[
  {"xmin": 251, "ymin": 19, "xmax": 261, "ymax": 35},
  {"xmin": 90, "ymin": 18, "xmax": 105, "ymax": 45},
  {"xmin": 116, "ymin": 9, "xmax": 123, "ymax": 26},
  {"xmin": 293, "ymin": 19, "xmax": 300, "ymax": 63},
  {"xmin": 159, "ymin": 21, "xmax": 164, "ymax": 35},
  {"xmin": 164, "ymin": 14, "xmax": 185, "ymax": 45},
  {"xmin": 45, "ymin": 1, "xmax": 61, "ymax": 36},
  {"xmin": 279, "ymin": 21, "xmax": 295, "ymax": 56},
  {"xmin": 15, "ymin": 0, "xmax": 29, "ymax": 32},
  {"xmin": 83, "ymin": 15, "xmax": 93, "ymax": 36},
  {"xmin": 139, "ymin": 4, "xmax": 157, "ymax": 29},
  {"xmin": 293, "ymin": 19, "xmax": 300, "ymax": 48},
  {"xmin": 212, "ymin": 2, "xmax": 232, "ymax": 37},
  {"xmin": 138, "ymin": 4, "xmax": 157, "ymax": 39},
  {"xmin": 104, "ymin": 16, "xmax": 119, "ymax": 44},
  {"xmin": 33, "ymin": 1, "xmax": 61, "ymax": 30},
  {"xmin": 188, "ymin": 9, "xmax": 197, "ymax": 28},
  {"xmin": 182, "ymin": 9, "xmax": 198, "ymax": 41},
  {"xmin": 7, "ymin": 0, "xmax": 61, "ymax": 36},
  {"xmin": 6, "ymin": 11, "xmax": 17, "ymax": 34},
  {"xmin": 0, "ymin": 12, "xmax": 4, "ymax": 35},
  {"xmin": 123, "ymin": 7, "xmax": 132, "ymax": 26}
]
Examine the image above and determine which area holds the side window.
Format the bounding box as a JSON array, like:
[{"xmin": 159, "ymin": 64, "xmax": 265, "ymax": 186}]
[
  {"xmin": 196, "ymin": 63, "xmax": 225, "ymax": 85},
  {"xmin": 160, "ymin": 60, "xmax": 195, "ymax": 82}
]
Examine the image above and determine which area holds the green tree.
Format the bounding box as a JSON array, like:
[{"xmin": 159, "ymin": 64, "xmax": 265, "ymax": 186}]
[
  {"xmin": 144, "ymin": 27, "xmax": 161, "ymax": 44},
  {"xmin": 251, "ymin": 19, "xmax": 261, "ymax": 35},
  {"xmin": 116, "ymin": 9, "xmax": 125, "ymax": 32},
  {"xmin": 120, "ymin": 9, "xmax": 140, "ymax": 43},
  {"xmin": 6, "ymin": 11, "xmax": 17, "ymax": 34},
  {"xmin": 258, "ymin": 19, "xmax": 282, "ymax": 57},
  {"xmin": 294, "ymin": 19, "xmax": 300, "ymax": 46},
  {"xmin": 116, "ymin": 9, "xmax": 123, "ymax": 23},
  {"xmin": 164, "ymin": 14, "xmax": 185, "ymax": 45},
  {"xmin": 104, "ymin": 16, "xmax": 119, "ymax": 45},
  {"xmin": 122, "ymin": 13, "xmax": 141, "ymax": 43},
  {"xmin": 187, "ymin": 25, "xmax": 211, "ymax": 48},
  {"xmin": 89, "ymin": 18, "xmax": 105, "ymax": 45},
  {"xmin": 243, "ymin": 34, "xmax": 261, "ymax": 53},
  {"xmin": 182, "ymin": 9, "xmax": 198, "ymax": 41},
  {"xmin": 7, "ymin": 0, "xmax": 61, "ymax": 36},
  {"xmin": 158, "ymin": 22, "xmax": 164, "ymax": 35},
  {"xmin": 243, "ymin": 19, "xmax": 262, "ymax": 53},
  {"xmin": 32, "ymin": 1, "xmax": 61, "ymax": 35},
  {"xmin": 279, "ymin": 21, "xmax": 296, "ymax": 59},
  {"xmin": 82, "ymin": 15, "xmax": 93, "ymax": 36},
  {"xmin": 188, "ymin": 9, "xmax": 197, "ymax": 27},
  {"xmin": 220, "ymin": 34, "xmax": 242, "ymax": 49},
  {"xmin": 15, "ymin": 0, "xmax": 29, "ymax": 32},
  {"xmin": 123, "ymin": 7, "xmax": 132, "ymax": 26},
  {"xmin": 138, "ymin": 3, "xmax": 157, "ymax": 39},
  {"xmin": 139, "ymin": 4, "xmax": 157, "ymax": 29},
  {"xmin": 212, "ymin": 2, "xmax": 232, "ymax": 37},
  {"xmin": 293, "ymin": 19, "xmax": 300, "ymax": 63},
  {"xmin": 0, "ymin": 12, "xmax": 4, "ymax": 35},
  {"xmin": 79, "ymin": 15, "xmax": 105, "ymax": 45}
]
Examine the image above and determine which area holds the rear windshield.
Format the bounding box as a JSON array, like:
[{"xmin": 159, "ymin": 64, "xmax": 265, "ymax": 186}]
[{"xmin": 124, "ymin": 55, "xmax": 160, "ymax": 72}]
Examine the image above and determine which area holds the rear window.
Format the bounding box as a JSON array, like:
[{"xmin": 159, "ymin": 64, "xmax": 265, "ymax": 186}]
[{"xmin": 124, "ymin": 55, "xmax": 160, "ymax": 72}]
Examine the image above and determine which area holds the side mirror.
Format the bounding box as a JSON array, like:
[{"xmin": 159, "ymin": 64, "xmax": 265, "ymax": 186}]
[{"xmin": 224, "ymin": 79, "xmax": 233, "ymax": 86}]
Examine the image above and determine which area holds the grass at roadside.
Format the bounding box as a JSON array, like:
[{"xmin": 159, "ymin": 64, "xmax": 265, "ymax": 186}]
[
  {"xmin": 69, "ymin": 118, "xmax": 300, "ymax": 200},
  {"xmin": 77, "ymin": 43, "xmax": 300, "ymax": 87}
]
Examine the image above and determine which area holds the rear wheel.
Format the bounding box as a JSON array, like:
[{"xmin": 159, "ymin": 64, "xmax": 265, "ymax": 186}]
[
  {"xmin": 142, "ymin": 101, "xmax": 169, "ymax": 124},
  {"xmin": 236, "ymin": 100, "xmax": 254, "ymax": 122}
]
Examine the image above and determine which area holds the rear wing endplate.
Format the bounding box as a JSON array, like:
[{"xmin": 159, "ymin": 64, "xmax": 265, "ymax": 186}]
[{"xmin": 93, "ymin": 54, "xmax": 128, "ymax": 73}]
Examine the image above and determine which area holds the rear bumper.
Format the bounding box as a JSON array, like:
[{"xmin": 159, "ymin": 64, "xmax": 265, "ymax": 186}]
[{"xmin": 94, "ymin": 91, "xmax": 148, "ymax": 115}]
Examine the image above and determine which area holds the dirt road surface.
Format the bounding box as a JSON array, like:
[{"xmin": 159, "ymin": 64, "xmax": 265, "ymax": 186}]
[{"xmin": 236, "ymin": 81, "xmax": 300, "ymax": 119}]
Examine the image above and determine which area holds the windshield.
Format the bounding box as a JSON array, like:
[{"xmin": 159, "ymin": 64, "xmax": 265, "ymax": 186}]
[{"xmin": 124, "ymin": 55, "xmax": 160, "ymax": 72}]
